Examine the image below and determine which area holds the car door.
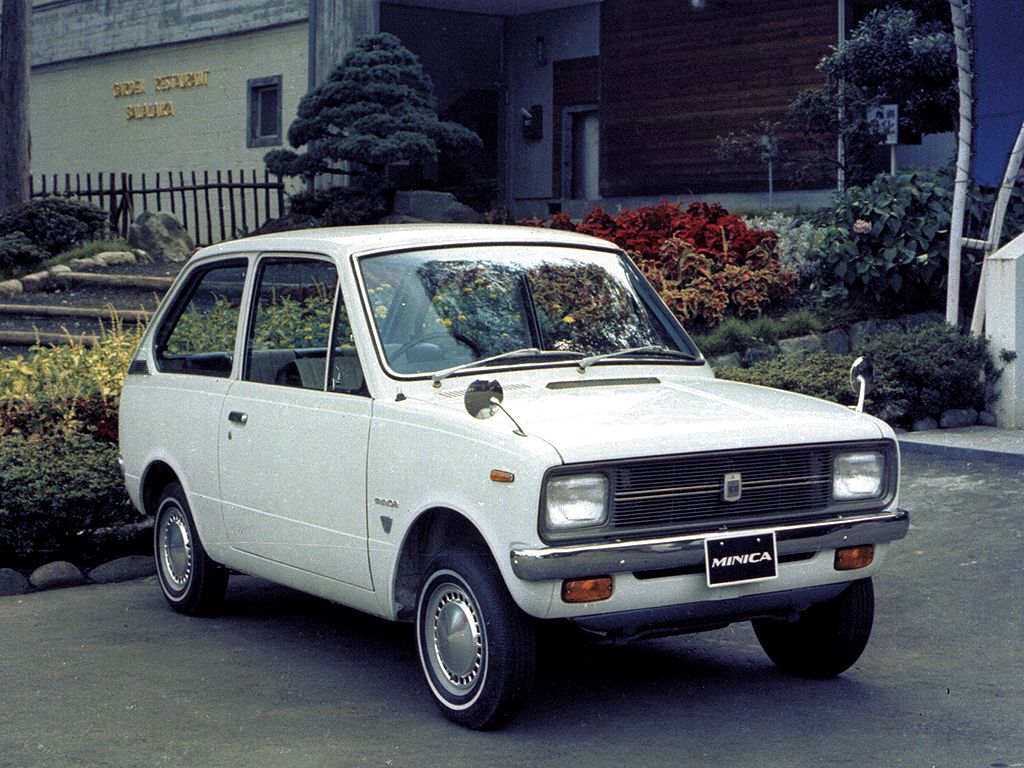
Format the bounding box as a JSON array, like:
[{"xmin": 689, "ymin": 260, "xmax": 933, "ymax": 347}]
[{"xmin": 217, "ymin": 254, "xmax": 373, "ymax": 590}]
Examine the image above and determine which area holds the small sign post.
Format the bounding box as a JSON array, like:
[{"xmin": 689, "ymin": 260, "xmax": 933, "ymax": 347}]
[{"xmin": 868, "ymin": 104, "xmax": 899, "ymax": 174}]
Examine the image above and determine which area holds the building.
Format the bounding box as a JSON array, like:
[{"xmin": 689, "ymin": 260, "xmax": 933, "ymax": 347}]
[{"xmin": 19, "ymin": 0, "xmax": 839, "ymax": 223}]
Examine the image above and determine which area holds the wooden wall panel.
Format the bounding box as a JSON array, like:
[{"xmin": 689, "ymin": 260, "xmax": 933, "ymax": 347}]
[{"xmin": 600, "ymin": 0, "xmax": 837, "ymax": 196}]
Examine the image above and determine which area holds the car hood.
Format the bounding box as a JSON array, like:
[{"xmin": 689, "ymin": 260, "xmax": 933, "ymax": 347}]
[{"xmin": 463, "ymin": 376, "xmax": 889, "ymax": 464}]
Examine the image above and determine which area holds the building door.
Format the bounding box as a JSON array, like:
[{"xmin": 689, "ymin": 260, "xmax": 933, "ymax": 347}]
[{"xmin": 563, "ymin": 106, "xmax": 600, "ymax": 200}]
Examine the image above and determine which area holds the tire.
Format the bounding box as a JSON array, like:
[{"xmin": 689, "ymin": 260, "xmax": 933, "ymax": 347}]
[
  {"xmin": 154, "ymin": 482, "xmax": 229, "ymax": 616},
  {"xmin": 752, "ymin": 578, "xmax": 875, "ymax": 679},
  {"xmin": 415, "ymin": 548, "xmax": 536, "ymax": 729}
]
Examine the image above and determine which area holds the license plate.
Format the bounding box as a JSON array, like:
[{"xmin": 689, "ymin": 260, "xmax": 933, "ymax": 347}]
[{"xmin": 704, "ymin": 531, "xmax": 778, "ymax": 588}]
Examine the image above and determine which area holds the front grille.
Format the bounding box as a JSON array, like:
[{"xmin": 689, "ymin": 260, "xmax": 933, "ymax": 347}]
[
  {"xmin": 542, "ymin": 441, "xmax": 894, "ymax": 543},
  {"xmin": 612, "ymin": 445, "xmax": 833, "ymax": 531}
]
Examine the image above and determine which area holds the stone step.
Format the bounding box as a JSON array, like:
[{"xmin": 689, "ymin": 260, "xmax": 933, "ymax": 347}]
[
  {"xmin": 57, "ymin": 271, "xmax": 176, "ymax": 291},
  {"xmin": 0, "ymin": 303, "xmax": 150, "ymax": 323}
]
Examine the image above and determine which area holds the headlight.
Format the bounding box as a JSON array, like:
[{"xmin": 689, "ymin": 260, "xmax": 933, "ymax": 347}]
[
  {"xmin": 833, "ymin": 451, "xmax": 884, "ymax": 500},
  {"xmin": 544, "ymin": 473, "xmax": 608, "ymax": 530}
]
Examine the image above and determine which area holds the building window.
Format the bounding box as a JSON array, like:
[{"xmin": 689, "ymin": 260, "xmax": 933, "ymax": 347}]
[{"xmin": 247, "ymin": 75, "xmax": 282, "ymax": 148}]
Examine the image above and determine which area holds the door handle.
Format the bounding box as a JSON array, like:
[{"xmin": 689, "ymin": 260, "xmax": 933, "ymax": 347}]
[{"xmin": 228, "ymin": 411, "xmax": 248, "ymax": 425}]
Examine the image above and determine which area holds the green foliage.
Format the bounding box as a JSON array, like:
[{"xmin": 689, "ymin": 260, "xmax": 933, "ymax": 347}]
[
  {"xmin": 0, "ymin": 232, "xmax": 48, "ymax": 278},
  {"xmin": 858, "ymin": 323, "xmax": 996, "ymax": 424},
  {"xmin": 266, "ymin": 33, "xmax": 481, "ymax": 184},
  {"xmin": 810, "ymin": 169, "xmax": 961, "ymax": 309},
  {"xmin": 0, "ymin": 432, "xmax": 138, "ymax": 560},
  {"xmin": 693, "ymin": 310, "xmax": 824, "ymax": 356},
  {"xmin": 743, "ymin": 211, "xmax": 826, "ymax": 288},
  {"xmin": 286, "ymin": 184, "xmax": 391, "ymax": 226},
  {"xmin": 0, "ymin": 197, "xmax": 108, "ymax": 257},
  {"xmin": 790, "ymin": 7, "xmax": 955, "ymax": 182},
  {"xmin": 715, "ymin": 351, "xmax": 856, "ymax": 405}
]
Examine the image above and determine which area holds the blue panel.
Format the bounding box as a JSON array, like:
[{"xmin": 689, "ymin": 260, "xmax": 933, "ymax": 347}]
[{"xmin": 974, "ymin": 0, "xmax": 1024, "ymax": 186}]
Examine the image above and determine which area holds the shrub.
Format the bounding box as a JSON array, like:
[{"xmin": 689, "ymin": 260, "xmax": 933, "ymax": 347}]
[
  {"xmin": 715, "ymin": 351, "xmax": 855, "ymax": 405},
  {"xmin": 0, "ymin": 197, "xmax": 108, "ymax": 256},
  {"xmin": 810, "ymin": 169, "xmax": 968, "ymax": 310},
  {"xmin": 0, "ymin": 232, "xmax": 49, "ymax": 278},
  {"xmin": 286, "ymin": 184, "xmax": 391, "ymax": 226},
  {"xmin": 743, "ymin": 211, "xmax": 826, "ymax": 288},
  {"xmin": 0, "ymin": 432, "xmax": 138, "ymax": 560},
  {"xmin": 525, "ymin": 201, "xmax": 795, "ymax": 330},
  {"xmin": 857, "ymin": 322, "xmax": 997, "ymax": 424}
]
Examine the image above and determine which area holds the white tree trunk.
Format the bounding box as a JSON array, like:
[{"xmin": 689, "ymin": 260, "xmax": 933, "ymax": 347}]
[{"xmin": 946, "ymin": 0, "xmax": 973, "ymax": 326}]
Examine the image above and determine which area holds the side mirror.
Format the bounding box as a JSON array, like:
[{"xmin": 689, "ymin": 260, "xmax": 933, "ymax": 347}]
[
  {"xmin": 465, "ymin": 379, "xmax": 504, "ymax": 420},
  {"xmin": 850, "ymin": 356, "xmax": 874, "ymax": 413}
]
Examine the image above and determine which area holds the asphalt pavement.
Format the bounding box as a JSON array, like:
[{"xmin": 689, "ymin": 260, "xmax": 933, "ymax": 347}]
[{"xmin": 1, "ymin": 446, "xmax": 1022, "ymax": 768}]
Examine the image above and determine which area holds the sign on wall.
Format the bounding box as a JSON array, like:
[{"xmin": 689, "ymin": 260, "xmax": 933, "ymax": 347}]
[{"xmin": 111, "ymin": 69, "xmax": 209, "ymax": 121}]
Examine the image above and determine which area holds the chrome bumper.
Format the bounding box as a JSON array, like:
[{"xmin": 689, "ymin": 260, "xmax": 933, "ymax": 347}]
[{"xmin": 510, "ymin": 509, "xmax": 910, "ymax": 582}]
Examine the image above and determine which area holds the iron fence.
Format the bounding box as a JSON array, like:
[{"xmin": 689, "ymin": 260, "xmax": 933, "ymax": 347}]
[{"xmin": 30, "ymin": 169, "xmax": 287, "ymax": 247}]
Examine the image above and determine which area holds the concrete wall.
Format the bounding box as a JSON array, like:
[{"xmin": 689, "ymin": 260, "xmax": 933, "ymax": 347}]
[
  {"xmin": 30, "ymin": 22, "xmax": 309, "ymax": 176},
  {"xmin": 504, "ymin": 3, "xmax": 599, "ymax": 207},
  {"xmin": 986, "ymin": 231, "xmax": 1024, "ymax": 428},
  {"xmin": 28, "ymin": 0, "xmax": 307, "ymax": 66}
]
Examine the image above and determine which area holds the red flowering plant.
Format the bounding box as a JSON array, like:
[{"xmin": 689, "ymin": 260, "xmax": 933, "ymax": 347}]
[{"xmin": 522, "ymin": 201, "xmax": 794, "ymax": 331}]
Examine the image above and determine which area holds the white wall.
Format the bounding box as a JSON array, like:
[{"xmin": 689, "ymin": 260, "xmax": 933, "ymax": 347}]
[
  {"xmin": 30, "ymin": 23, "xmax": 309, "ymax": 177},
  {"xmin": 503, "ymin": 3, "xmax": 599, "ymax": 207}
]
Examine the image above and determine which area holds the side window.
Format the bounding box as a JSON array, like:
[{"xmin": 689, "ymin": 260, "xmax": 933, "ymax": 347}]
[
  {"xmin": 247, "ymin": 75, "xmax": 282, "ymax": 148},
  {"xmin": 155, "ymin": 262, "xmax": 247, "ymax": 376},
  {"xmin": 244, "ymin": 258, "xmax": 338, "ymax": 390},
  {"xmin": 328, "ymin": 285, "xmax": 367, "ymax": 395}
]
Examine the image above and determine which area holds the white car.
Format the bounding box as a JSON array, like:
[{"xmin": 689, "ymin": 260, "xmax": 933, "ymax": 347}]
[{"xmin": 119, "ymin": 224, "xmax": 908, "ymax": 729}]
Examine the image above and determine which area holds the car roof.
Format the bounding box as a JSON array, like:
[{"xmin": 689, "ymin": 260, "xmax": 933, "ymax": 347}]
[{"xmin": 190, "ymin": 223, "xmax": 620, "ymax": 262}]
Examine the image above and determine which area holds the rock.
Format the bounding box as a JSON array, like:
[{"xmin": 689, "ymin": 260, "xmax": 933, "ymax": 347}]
[
  {"xmin": 708, "ymin": 352, "xmax": 741, "ymax": 369},
  {"xmin": 911, "ymin": 416, "xmax": 939, "ymax": 432},
  {"xmin": 777, "ymin": 334, "xmax": 822, "ymax": 356},
  {"xmin": 979, "ymin": 410, "xmax": 998, "ymax": 427},
  {"xmin": 940, "ymin": 408, "xmax": 978, "ymax": 429},
  {"xmin": 70, "ymin": 256, "xmax": 105, "ymax": 269},
  {"xmin": 0, "ymin": 278, "xmax": 23, "ymax": 297},
  {"xmin": 392, "ymin": 190, "xmax": 481, "ymax": 224},
  {"xmin": 18, "ymin": 271, "xmax": 51, "ymax": 292},
  {"xmin": 821, "ymin": 328, "xmax": 851, "ymax": 355},
  {"xmin": 129, "ymin": 211, "xmax": 195, "ymax": 263},
  {"xmin": 47, "ymin": 264, "xmax": 72, "ymax": 275},
  {"xmin": 96, "ymin": 251, "xmax": 136, "ymax": 266},
  {"xmin": 29, "ymin": 561, "xmax": 86, "ymax": 590},
  {"xmin": 849, "ymin": 320, "xmax": 880, "ymax": 351},
  {"xmin": 744, "ymin": 346, "xmax": 777, "ymax": 366},
  {"xmin": 0, "ymin": 568, "xmax": 30, "ymax": 596},
  {"xmin": 88, "ymin": 555, "xmax": 155, "ymax": 584},
  {"xmin": 900, "ymin": 311, "xmax": 944, "ymax": 329}
]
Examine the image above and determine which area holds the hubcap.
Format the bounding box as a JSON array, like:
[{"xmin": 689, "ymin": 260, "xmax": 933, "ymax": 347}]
[
  {"xmin": 158, "ymin": 504, "xmax": 192, "ymax": 593},
  {"xmin": 424, "ymin": 580, "xmax": 484, "ymax": 697}
]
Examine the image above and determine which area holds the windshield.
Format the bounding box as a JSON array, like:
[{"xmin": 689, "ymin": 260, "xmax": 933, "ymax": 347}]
[{"xmin": 358, "ymin": 245, "xmax": 698, "ymax": 376}]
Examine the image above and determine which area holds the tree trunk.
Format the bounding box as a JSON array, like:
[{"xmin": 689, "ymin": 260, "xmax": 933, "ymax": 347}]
[
  {"xmin": 946, "ymin": 0, "xmax": 973, "ymax": 326},
  {"xmin": 0, "ymin": 0, "xmax": 31, "ymax": 210}
]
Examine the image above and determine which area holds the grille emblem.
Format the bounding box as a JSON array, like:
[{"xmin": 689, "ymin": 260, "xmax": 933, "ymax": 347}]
[{"xmin": 723, "ymin": 472, "xmax": 742, "ymax": 502}]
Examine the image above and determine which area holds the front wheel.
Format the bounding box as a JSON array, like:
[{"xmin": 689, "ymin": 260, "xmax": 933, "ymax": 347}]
[
  {"xmin": 154, "ymin": 482, "xmax": 228, "ymax": 615},
  {"xmin": 415, "ymin": 549, "xmax": 536, "ymax": 729},
  {"xmin": 752, "ymin": 578, "xmax": 875, "ymax": 678}
]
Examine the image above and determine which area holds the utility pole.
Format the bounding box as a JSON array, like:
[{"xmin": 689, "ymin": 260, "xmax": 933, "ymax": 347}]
[{"xmin": 0, "ymin": 0, "xmax": 31, "ymax": 210}]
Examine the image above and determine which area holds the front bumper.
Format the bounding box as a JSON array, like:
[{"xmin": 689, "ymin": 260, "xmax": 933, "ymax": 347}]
[{"xmin": 510, "ymin": 508, "xmax": 909, "ymax": 581}]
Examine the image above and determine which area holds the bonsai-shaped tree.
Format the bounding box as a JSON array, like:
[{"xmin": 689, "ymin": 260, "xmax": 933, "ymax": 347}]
[{"xmin": 266, "ymin": 32, "xmax": 481, "ymax": 184}]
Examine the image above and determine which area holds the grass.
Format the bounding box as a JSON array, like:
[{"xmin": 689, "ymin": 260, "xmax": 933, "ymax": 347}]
[{"xmin": 42, "ymin": 238, "xmax": 136, "ymax": 270}]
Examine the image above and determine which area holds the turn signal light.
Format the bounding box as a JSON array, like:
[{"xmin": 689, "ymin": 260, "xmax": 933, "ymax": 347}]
[
  {"xmin": 561, "ymin": 577, "xmax": 613, "ymax": 603},
  {"xmin": 835, "ymin": 545, "xmax": 874, "ymax": 571}
]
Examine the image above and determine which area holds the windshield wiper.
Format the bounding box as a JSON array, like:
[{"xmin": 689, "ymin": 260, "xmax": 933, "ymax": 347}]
[
  {"xmin": 431, "ymin": 347, "xmax": 582, "ymax": 385},
  {"xmin": 576, "ymin": 345, "xmax": 698, "ymax": 371}
]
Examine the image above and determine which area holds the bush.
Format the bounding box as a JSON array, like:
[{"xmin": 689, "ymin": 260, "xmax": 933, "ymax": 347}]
[
  {"xmin": 0, "ymin": 432, "xmax": 138, "ymax": 561},
  {"xmin": 810, "ymin": 169, "xmax": 967, "ymax": 310},
  {"xmin": 715, "ymin": 351, "xmax": 855, "ymax": 405},
  {"xmin": 0, "ymin": 232, "xmax": 49, "ymax": 278},
  {"xmin": 858, "ymin": 322, "xmax": 997, "ymax": 424},
  {"xmin": 525, "ymin": 201, "xmax": 795, "ymax": 330},
  {"xmin": 0, "ymin": 197, "xmax": 108, "ymax": 257},
  {"xmin": 743, "ymin": 211, "xmax": 826, "ymax": 288},
  {"xmin": 286, "ymin": 184, "xmax": 391, "ymax": 226},
  {"xmin": 693, "ymin": 310, "xmax": 824, "ymax": 356}
]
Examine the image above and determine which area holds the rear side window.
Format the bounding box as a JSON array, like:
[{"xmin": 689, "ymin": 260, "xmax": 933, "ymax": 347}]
[{"xmin": 155, "ymin": 262, "xmax": 247, "ymax": 376}]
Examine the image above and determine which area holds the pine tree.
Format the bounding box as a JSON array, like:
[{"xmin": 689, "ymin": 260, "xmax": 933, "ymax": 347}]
[{"xmin": 266, "ymin": 33, "xmax": 481, "ymax": 183}]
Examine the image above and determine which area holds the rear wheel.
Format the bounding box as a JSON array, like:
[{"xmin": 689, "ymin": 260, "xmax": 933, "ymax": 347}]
[
  {"xmin": 415, "ymin": 549, "xmax": 536, "ymax": 729},
  {"xmin": 154, "ymin": 482, "xmax": 228, "ymax": 615},
  {"xmin": 752, "ymin": 578, "xmax": 874, "ymax": 678}
]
